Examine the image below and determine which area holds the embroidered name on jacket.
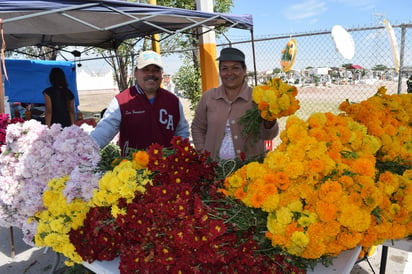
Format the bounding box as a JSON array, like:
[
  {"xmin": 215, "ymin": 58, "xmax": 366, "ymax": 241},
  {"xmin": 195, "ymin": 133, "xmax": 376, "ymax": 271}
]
[
  {"xmin": 124, "ymin": 108, "xmax": 174, "ymax": 131},
  {"xmin": 125, "ymin": 110, "xmax": 145, "ymax": 115}
]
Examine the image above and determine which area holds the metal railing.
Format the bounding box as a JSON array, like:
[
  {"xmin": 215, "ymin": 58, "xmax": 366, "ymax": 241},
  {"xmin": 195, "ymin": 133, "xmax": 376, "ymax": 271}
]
[{"xmin": 213, "ymin": 23, "xmax": 412, "ymax": 144}]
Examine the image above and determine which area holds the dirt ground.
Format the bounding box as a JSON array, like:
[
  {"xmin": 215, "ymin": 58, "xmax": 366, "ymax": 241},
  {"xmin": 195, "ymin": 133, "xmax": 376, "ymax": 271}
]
[
  {"xmin": 77, "ymin": 80, "xmax": 406, "ymax": 124},
  {"xmin": 77, "ymin": 89, "xmax": 117, "ymax": 117}
]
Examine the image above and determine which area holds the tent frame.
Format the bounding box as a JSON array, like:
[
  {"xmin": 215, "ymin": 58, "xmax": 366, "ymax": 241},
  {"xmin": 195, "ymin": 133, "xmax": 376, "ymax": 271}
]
[
  {"xmin": 0, "ymin": 0, "xmax": 253, "ymax": 49},
  {"xmin": 0, "ymin": 0, "xmax": 257, "ymax": 113}
]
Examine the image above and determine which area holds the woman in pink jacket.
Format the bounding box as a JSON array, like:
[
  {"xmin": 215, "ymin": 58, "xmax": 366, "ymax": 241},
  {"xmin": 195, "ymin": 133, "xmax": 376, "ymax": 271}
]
[{"xmin": 191, "ymin": 47, "xmax": 279, "ymax": 161}]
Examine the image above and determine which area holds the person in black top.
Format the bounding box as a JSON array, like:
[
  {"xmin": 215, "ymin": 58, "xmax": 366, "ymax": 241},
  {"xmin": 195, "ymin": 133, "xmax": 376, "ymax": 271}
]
[
  {"xmin": 42, "ymin": 67, "xmax": 75, "ymax": 127},
  {"xmin": 407, "ymin": 76, "xmax": 412, "ymax": 94}
]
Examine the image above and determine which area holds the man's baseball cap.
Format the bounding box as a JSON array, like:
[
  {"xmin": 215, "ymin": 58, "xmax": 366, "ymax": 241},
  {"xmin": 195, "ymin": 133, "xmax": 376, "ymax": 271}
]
[
  {"xmin": 137, "ymin": 50, "xmax": 163, "ymax": 69},
  {"xmin": 217, "ymin": 47, "xmax": 245, "ymax": 62}
]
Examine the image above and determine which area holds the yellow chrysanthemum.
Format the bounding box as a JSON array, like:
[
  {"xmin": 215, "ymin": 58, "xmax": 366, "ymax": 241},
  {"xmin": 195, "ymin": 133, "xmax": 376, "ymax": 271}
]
[
  {"xmin": 287, "ymin": 231, "xmax": 310, "ymax": 256},
  {"xmin": 261, "ymin": 193, "xmax": 280, "ymax": 212},
  {"xmin": 276, "ymin": 207, "xmax": 293, "ymax": 225},
  {"xmin": 338, "ymin": 204, "xmax": 371, "ymax": 232}
]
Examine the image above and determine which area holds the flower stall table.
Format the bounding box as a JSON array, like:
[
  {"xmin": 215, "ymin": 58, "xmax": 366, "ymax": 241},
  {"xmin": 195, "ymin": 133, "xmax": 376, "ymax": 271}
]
[
  {"xmin": 380, "ymin": 239, "xmax": 412, "ymax": 274},
  {"xmin": 83, "ymin": 257, "xmax": 120, "ymax": 274},
  {"xmin": 307, "ymin": 245, "xmax": 361, "ymax": 274},
  {"xmin": 82, "ymin": 246, "xmax": 361, "ymax": 274}
]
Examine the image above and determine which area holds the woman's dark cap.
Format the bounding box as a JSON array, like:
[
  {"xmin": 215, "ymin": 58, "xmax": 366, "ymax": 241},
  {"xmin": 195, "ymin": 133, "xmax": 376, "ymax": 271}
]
[{"xmin": 217, "ymin": 47, "xmax": 245, "ymax": 62}]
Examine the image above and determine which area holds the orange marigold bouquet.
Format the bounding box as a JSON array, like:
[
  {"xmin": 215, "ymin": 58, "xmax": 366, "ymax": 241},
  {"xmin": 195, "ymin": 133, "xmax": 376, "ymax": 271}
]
[{"xmin": 240, "ymin": 78, "xmax": 300, "ymax": 142}]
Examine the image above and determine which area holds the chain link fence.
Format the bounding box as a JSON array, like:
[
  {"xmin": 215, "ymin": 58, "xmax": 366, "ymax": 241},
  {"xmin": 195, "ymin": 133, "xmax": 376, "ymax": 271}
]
[{"xmin": 212, "ymin": 23, "xmax": 412, "ymax": 145}]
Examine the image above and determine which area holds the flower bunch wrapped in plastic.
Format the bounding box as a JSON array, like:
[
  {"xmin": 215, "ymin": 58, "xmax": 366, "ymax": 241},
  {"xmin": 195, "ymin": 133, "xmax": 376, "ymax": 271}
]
[{"xmin": 240, "ymin": 78, "xmax": 300, "ymax": 142}]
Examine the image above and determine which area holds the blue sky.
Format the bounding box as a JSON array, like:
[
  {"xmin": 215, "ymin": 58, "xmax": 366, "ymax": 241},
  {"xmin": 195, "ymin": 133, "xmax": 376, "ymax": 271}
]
[
  {"xmin": 78, "ymin": 0, "xmax": 411, "ymax": 76},
  {"xmin": 228, "ymin": 0, "xmax": 411, "ymax": 38}
]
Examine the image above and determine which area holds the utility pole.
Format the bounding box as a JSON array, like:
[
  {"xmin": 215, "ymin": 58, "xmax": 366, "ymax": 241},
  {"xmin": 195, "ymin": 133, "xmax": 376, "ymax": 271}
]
[
  {"xmin": 149, "ymin": 0, "xmax": 160, "ymax": 53},
  {"xmin": 196, "ymin": 0, "xmax": 219, "ymax": 92}
]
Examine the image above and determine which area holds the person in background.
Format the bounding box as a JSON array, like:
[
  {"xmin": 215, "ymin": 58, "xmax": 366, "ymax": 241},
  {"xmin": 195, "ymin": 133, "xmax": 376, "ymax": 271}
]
[
  {"xmin": 42, "ymin": 67, "xmax": 75, "ymax": 127},
  {"xmin": 91, "ymin": 50, "xmax": 189, "ymax": 155},
  {"xmin": 100, "ymin": 108, "xmax": 107, "ymax": 119},
  {"xmin": 407, "ymin": 75, "xmax": 412, "ymax": 93},
  {"xmin": 10, "ymin": 102, "xmax": 25, "ymax": 118},
  {"xmin": 191, "ymin": 47, "xmax": 279, "ymax": 161}
]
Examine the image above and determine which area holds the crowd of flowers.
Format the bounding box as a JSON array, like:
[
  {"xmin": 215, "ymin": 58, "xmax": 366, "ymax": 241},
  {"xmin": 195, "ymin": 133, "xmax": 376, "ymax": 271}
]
[
  {"xmin": 33, "ymin": 137, "xmax": 305, "ymax": 273},
  {"xmin": 0, "ymin": 85, "xmax": 411, "ymax": 273},
  {"xmin": 224, "ymin": 87, "xmax": 412, "ymax": 260},
  {"xmin": 0, "ymin": 120, "xmax": 100, "ymax": 243}
]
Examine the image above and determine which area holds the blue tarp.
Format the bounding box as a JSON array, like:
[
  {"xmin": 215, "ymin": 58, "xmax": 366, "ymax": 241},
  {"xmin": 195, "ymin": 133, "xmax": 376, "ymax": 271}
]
[{"xmin": 4, "ymin": 59, "xmax": 79, "ymax": 107}]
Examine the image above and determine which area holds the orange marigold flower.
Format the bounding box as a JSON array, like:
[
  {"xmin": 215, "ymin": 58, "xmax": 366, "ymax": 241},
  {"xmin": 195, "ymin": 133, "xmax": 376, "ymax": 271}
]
[
  {"xmin": 375, "ymin": 222, "xmax": 392, "ymax": 239},
  {"xmin": 352, "ymin": 157, "xmax": 376, "ymax": 177},
  {"xmin": 383, "ymin": 124, "xmax": 397, "ymax": 136},
  {"xmin": 368, "ymin": 123, "xmax": 385, "ymax": 136},
  {"xmin": 339, "ymin": 175, "xmax": 354, "ymax": 188},
  {"xmin": 393, "ymin": 207, "xmax": 409, "ymax": 224},
  {"xmin": 316, "ymin": 200, "xmax": 338, "ymax": 222},
  {"xmin": 309, "ymin": 127, "xmax": 330, "ymax": 142},
  {"xmin": 360, "ymin": 227, "xmax": 379, "ymax": 248},
  {"xmin": 391, "ymin": 223, "xmax": 408, "ymax": 239},
  {"xmin": 301, "ymin": 236, "xmax": 327, "ymax": 259},
  {"xmin": 327, "ymin": 241, "xmax": 346, "ymax": 256},
  {"xmin": 234, "ymin": 187, "xmax": 247, "ymax": 201},
  {"xmin": 250, "ymin": 192, "xmax": 265, "ymax": 208},
  {"xmin": 337, "ymin": 231, "xmax": 362, "ymax": 249},
  {"xmin": 379, "ymin": 170, "xmax": 397, "ymax": 184},
  {"xmin": 308, "ymin": 159, "xmax": 325, "ymax": 173},
  {"xmin": 261, "ymin": 181, "xmax": 278, "ymax": 196},
  {"xmin": 273, "ymin": 171, "xmax": 290, "ymax": 190},
  {"xmin": 258, "ymin": 101, "xmax": 269, "ymax": 111},
  {"xmin": 306, "ymin": 222, "xmax": 324, "ymax": 236},
  {"xmin": 322, "ymin": 220, "xmax": 341, "ymax": 238},
  {"xmin": 361, "ymin": 184, "xmax": 383, "ymax": 209},
  {"xmin": 327, "ymin": 149, "xmax": 341, "ymax": 163},
  {"xmin": 285, "ymin": 221, "xmax": 303, "ymax": 238},
  {"xmin": 269, "ymin": 233, "xmax": 287, "ymax": 248},
  {"xmin": 318, "ymin": 181, "xmax": 342, "ymax": 203},
  {"xmin": 132, "ymin": 150, "xmax": 149, "ymax": 169}
]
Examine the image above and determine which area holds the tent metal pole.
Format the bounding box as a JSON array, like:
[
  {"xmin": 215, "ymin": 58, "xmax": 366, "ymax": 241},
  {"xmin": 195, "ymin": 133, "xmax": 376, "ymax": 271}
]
[
  {"xmin": 250, "ymin": 29, "xmax": 257, "ymax": 86},
  {"xmin": 1, "ymin": 3, "xmax": 98, "ymax": 24},
  {"xmin": 397, "ymin": 25, "xmax": 406, "ymax": 95},
  {"xmin": 0, "ymin": 70, "xmax": 4, "ymax": 114}
]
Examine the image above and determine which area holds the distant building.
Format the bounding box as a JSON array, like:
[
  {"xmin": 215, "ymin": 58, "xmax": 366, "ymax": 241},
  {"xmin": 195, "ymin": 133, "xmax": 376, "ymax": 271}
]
[{"xmin": 77, "ymin": 69, "xmax": 117, "ymax": 91}]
